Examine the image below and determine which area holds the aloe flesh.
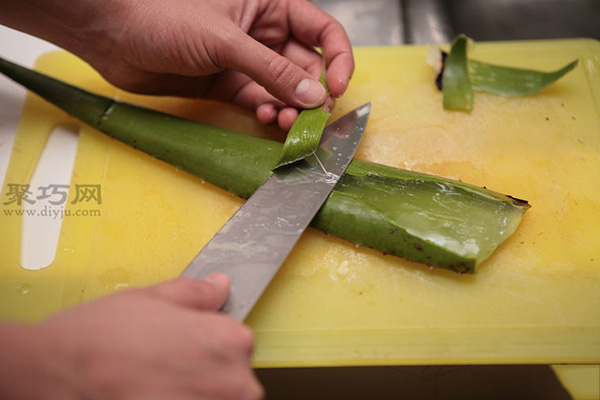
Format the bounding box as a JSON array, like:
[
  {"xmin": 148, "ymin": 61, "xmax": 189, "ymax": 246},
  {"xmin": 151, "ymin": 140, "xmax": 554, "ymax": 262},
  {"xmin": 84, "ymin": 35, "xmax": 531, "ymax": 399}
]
[{"xmin": 0, "ymin": 56, "xmax": 530, "ymax": 273}]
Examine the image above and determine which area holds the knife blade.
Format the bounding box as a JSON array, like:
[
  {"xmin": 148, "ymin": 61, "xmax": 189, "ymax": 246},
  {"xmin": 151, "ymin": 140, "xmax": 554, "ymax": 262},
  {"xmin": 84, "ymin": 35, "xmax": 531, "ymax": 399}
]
[{"xmin": 181, "ymin": 103, "xmax": 371, "ymax": 321}]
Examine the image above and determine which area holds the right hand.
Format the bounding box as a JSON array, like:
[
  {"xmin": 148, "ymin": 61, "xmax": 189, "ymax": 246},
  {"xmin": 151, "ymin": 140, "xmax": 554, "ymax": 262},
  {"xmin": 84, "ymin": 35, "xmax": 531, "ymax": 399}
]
[{"xmin": 40, "ymin": 274, "xmax": 263, "ymax": 400}]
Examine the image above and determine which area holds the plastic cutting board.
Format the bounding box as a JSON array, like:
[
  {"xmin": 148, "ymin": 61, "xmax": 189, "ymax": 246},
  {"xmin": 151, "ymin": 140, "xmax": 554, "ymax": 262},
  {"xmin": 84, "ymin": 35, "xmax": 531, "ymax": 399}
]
[{"xmin": 1, "ymin": 40, "xmax": 599, "ymax": 367}]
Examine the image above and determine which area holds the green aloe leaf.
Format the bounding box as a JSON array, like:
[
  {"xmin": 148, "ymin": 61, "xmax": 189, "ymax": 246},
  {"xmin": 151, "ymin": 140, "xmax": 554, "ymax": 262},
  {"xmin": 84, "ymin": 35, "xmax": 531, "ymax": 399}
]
[
  {"xmin": 275, "ymin": 60, "xmax": 330, "ymax": 168},
  {"xmin": 0, "ymin": 56, "xmax": 530, "ymax": 273},
  {"xmin": 436, "ymin": 35, "xmax": 578, "ymax": 110},
  {"xmin": 469, "ymin": 59, "xmax": 578, "ymax": 97},
  {"xmin": 442, "ymin": 34, "xmax": 473, "ymax": 112},
  {"xmin": 274, "ymin": 107, "xmax": 330, "ymax": 168}
]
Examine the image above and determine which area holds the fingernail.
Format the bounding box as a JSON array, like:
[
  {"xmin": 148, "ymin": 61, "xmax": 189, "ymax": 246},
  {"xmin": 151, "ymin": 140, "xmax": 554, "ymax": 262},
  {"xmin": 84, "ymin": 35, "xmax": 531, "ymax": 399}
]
[
  {"xmin": 295, "ymin": 79, "xmax": 326, "ymax": 107},
  {"xmin": 203, "ymin": 273, "xmax": 229, "ymax": 287},
  {"xmin": 334, "ymin": 78, "xmax": 349, "ymax": 98},
  {"xmin": 323, "ymin": 97, "xmax": 336, "ymax": 113}
]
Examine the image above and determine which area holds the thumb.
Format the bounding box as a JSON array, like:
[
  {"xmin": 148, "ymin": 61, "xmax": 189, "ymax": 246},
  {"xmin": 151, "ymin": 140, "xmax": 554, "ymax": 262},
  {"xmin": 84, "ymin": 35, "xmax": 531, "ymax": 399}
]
[
  {"xmin": 144, "ymin": 274, "xmax": 230, "ymax": 311},
  {"xmin": 220, "ymin": 30, "xmax": 327, "ymax": 109}
]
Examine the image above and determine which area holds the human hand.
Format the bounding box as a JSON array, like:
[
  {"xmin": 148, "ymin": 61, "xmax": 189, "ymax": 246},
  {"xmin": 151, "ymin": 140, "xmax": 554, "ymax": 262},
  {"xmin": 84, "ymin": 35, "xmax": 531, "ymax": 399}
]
[
  {"xmin": 58, "ymin": 0, "xmax": 353, "ymax": 130},
  {"xmin": 19, "ymin": 275, "xmax": 262, "ymax": 400}
]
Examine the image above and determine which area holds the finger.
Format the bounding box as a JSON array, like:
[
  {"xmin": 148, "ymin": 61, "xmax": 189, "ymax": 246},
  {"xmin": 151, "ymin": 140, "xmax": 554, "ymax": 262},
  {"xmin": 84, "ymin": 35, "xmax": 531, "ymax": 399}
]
[
  {"xmin": 218, "ymin": 28, "xmax": 327, "ymax": 109},
  {"xmin": 144, "ymin": 275, "xmax": 230, "ymax": 311},
  {"xmin": 200, "ymin": 68, "xmax": 284, "ymax": 110},
  {"xmin": 217, "ymin": 316, "xmax": 256, "ymax": 360},
  {"xmin": 277, "ymin": 93, "xmax": 335, "ymax": 130},
  {"xmin": 256, "ymin": 103, "xmax": 278, "ymax": 124},
  {"xmin": 278, "ymin": 39, "xmax": 324, "ymax": 79},
  {"xmin": 234, "ymin": 41, "xmax": 324, "ymax": 128},
  {"xmin": 181, "ymin": 39, "xmax": 324, "ymax": 122},
  {"xmin": 190, "ymin": 70, "xmax": 291, "ymax": 128},
  {"xmin": 287, "ymin": 0, "xmax": 354, "ymax": 98},
  {"xmin": 231, "ymin": 41, "xmax": 321, "ymax": 112},
  {"xmin": 219, "ymin": 367, "xmax": 265, "ymax": 400},
  {"xmin": 323, "ymin": 96, "xmax": 336, "ymax": 113},
  {"xmin": 223, "ymin": 41, "xmax": 322, "ymax": 118},
  {"xmin": 277, "ymin": 107, "xmax": 299, "ymax": 131}
]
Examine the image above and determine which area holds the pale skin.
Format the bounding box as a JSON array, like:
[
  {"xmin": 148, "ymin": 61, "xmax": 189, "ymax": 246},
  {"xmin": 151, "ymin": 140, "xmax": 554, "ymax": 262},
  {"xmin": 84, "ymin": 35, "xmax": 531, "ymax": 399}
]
[
  {"xmin": 0, "ymin": 0, "xmax": 354, "ymax": 130},
  {"xmin": 0, "ymin": 275, "xmax": 264, "ymax": 400},
  {"xmin": 0, "ymin": 0, "xmax": 354, "ymax": 398}
]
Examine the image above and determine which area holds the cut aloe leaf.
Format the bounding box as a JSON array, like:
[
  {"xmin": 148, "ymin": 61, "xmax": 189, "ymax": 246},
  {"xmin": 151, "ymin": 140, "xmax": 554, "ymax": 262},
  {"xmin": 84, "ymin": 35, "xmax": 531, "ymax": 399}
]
[
  {"xmin": 432, "ymin": 35, "xmax": 578, "ymax": 109},
  {"xmin": 274, "ymin": 107, "xmax": 330, "ymax": 168},
  {"xmin": 0, "ymin": 56, "xmax": 530, "ymax": 273},
  {"xmin": 333, "ymin": 167, "xmax": 528, "ymax": 266},
  {"xmin": 442, "ymin": 34, "xmax": 473, "ymax": 112},
  {"xmin": 275, "ymin": 59, "xmax": 330, "ymax": 168},
  {"xmin": 469, "ymin": 59, "xmax": 578, "ymax": 97}
]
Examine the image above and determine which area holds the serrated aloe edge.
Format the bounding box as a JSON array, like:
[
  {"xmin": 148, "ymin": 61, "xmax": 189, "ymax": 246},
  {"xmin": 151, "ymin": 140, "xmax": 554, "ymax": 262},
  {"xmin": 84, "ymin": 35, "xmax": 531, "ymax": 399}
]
[{"xmin": 0, "ymin": 56, "xmax": 530, "ymax": 274}]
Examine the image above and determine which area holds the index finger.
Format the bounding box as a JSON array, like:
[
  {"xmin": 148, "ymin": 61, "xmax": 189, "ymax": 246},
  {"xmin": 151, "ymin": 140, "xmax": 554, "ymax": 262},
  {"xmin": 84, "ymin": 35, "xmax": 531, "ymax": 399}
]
[
  {"xmin": 143, "ymin": 275, "xmax": 230, "ymax": 311},
  {"xmin": 287, "ymin": 0, "xmax": 354, "ymax": 98}
]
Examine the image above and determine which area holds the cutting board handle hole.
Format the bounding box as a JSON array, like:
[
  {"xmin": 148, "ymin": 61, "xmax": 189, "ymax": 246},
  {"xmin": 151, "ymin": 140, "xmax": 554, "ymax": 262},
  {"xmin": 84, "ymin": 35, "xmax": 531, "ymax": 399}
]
[{"xmin": 20, "ymin": 123, "xmax": 80, "ymax": 270}]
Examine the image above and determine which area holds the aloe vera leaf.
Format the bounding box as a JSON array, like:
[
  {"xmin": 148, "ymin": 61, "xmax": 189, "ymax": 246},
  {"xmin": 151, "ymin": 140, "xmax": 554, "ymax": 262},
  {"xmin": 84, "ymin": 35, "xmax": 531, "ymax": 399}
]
[
  {"xmin": 442, "ymin": 34, "xmax": 473, "ymax": 112},
  {"xmin": 333, "ymin": 172, "xmax": 528, "ymax": 266},
  {"xmin": 274, "ymin": 107, "xmax": 330, "ymax": 168},
  {"xmin": 275, "ymin": 60, "xmax": 330, "ymax": 168},
  {"xmin": 433, "ymin": 35, "xmax": 578, "ymax": 100},
  {"xmin": 469, "ymin": 59, "xmax": 578, "ymax": 97},
  {"xmin": 0, "ymin": 56, "xmax": 530, "ymax": 273}
]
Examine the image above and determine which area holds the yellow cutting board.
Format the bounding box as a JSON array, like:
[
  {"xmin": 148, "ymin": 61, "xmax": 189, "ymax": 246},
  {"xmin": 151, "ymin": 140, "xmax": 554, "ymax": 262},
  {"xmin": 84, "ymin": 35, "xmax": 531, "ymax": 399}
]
[{"xmin": 1, "ymin": 40, "xmax": 599, "ymax": 367}]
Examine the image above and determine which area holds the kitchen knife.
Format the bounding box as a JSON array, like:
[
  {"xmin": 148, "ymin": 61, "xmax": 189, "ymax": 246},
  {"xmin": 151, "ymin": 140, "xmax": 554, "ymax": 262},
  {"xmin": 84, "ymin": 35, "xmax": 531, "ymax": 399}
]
[{"xmin": 181, "ymin": 103, "xmax": 371, "ymax": 321}]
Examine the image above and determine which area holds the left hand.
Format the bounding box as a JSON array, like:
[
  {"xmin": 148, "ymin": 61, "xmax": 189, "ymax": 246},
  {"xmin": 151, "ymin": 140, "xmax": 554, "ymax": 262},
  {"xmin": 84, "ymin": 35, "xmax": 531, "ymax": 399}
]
[{"xmin": 70, "ymin": 0, "xmax": 354, "ymax": 130}]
